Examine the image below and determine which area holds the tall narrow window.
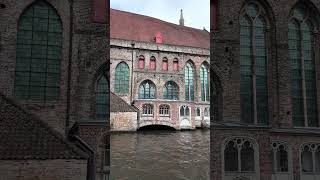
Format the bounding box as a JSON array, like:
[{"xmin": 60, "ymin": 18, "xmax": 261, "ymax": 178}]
[
  {"xmin": 150, "ymin": 56, "xmax": 156, "ymax": 70},
  {"xmin": 180, "ymin": 106, "xmax": 190, "ymax": 117},
  {"xmin": 185, "ymin": 62, "xmax": 194, "ymax": 101},
  {"xmin": 114, "ymin": 62, "xmax": 129, "ymax": 94},
  {"xmin": 200, "ymin": 64, "xmax": 209, "ymax": 101},
  {"xmin": 96, "ymin": 75, "xmax": 109, "ymax": 119},
  {"xmin": 173, "ymin": 58, "xmax": 179, "ymax": 71},
  {"xmin": 14, "ymin": 1, "xmax": 63, "ymax": 101},
  {"xmin": 139, "ymin": 80, "xmax": 156, "ymax": 99},
  {"xmin": 138, "ymin": 56, "xmax": 145, "ymax": 69},
  {"xmin": 240, "ymin": 3, "xmax": 268, "ymax": 125},
  {"xmin": 163, "ymin": 81, "xmax": 179, "ymax": 100},
  {"xmin": 271, "ymin": 142, "xmax": 289, "ymax": 172},
  {"xmin": 289, "ymin": 7, "xmax": 318, "ymax": 127},
  {"xmin": 162, "ymin": 57, "xmax": 168, "ymax": 71}
]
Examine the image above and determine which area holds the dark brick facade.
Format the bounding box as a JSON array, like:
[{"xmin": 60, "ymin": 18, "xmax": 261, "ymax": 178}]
[
  {"xmin": 211, "ymin": 0, "xmax": 320, "ymax": 180},
  {"xmin": 0, "ymin": 0, "xmax": 109, "ymax": 179}
]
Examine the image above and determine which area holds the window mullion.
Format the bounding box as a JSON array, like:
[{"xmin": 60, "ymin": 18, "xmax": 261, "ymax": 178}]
[
  {"xmin": 238, "ymin": 146, "xmax": 242, "ymax": 172},
  {"xmin": 252, "ymin": 23, "xmax": 258, "ymax": 125},
  {"xmin": 300, "ymin": 26, "xmax": 308, "ymax": 127}
]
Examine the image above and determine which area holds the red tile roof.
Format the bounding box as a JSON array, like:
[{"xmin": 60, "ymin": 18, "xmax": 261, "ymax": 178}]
[{"xmin": 110, "ymin": 9, "xmax": 210, "ymax": 49}]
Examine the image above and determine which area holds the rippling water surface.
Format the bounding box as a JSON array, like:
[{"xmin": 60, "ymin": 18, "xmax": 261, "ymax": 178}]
[{"xmin": 110, "ymin": 130, "xmax": 209, "ymax": 180}]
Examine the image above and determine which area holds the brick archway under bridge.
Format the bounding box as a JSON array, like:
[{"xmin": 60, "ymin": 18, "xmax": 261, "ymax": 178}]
[{"xmin": 138, "ymin": 120, "xmax": 178, "ymax": 130}]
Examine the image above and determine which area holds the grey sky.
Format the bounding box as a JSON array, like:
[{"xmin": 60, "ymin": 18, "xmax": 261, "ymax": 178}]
[{"xmin": 110, "ymin": 0, "xmax": 210, "ymax": 31}]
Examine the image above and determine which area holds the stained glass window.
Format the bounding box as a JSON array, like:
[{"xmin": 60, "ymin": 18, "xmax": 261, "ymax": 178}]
[
  {"xmin": 240, "ymin": 3, "xmax": 268, "ymax": 125},
  {"xmin": 114, "ymin": 62, "xmax": 129, "ymax": 94},
  {"xmin": 200, "ymin": 64, "xmax": 209, "ymax": 101},
  {"xmin": 139, "ymin": 80, "xmax": 156, "ymax": 99},
  {"xmin": 289, "ymin": 7, "xmax": 318, "ymax": 127},
  {"xmin": 163, "ymin": 81, "xmax": 179, "ymax": 100},
  {"xmin": 96, "ymin": 75, "xmax": 109, "ymax": 119},
  {"xmin": 15, "ymin": 1, "xmax": 62, "ymax": 101},
  {"xmin": 185, "ymin": 62, "xmax": 194, "ymax": 101}
]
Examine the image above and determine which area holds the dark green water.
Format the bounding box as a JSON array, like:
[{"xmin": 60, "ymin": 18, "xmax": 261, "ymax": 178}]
[{"xmin": 110, "ymin": 130, "xmax": 209, "ymax": 180}]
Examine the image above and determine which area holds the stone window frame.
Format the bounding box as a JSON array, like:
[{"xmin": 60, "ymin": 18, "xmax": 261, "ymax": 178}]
[
  {"xmin": 184, "ymin": 61, "xmax": 195, "ymax": 101},
  {"xmin": 138, "ymin": 80, "xmax": 156, "ymax": 99},
  {"xmin": 222, "ymin": 137, "xmax": 260, "ymax": 175},
  {"xmin": 114, "ymin": 61, "xmax": 130, "ymax": 94},
  {"xmin": 180, "ymin": 105, "xmax": 190, "ymax": 117},
  {"xmin": 95, "ymin": 73, "xmax": 109, "ymax": 119},
  {"xmin": 196, "ymin": 107, "xmax": 201, "ymax": 117},
  {"xmin": 204, "ymin": 107, "xmax": 209, "ymax": 117},
  {"xmin": 14, "ymin": 0, "xmax": 63, "ymax": 102},
  {"xmin": 163, "ymin": 80, "xmax": 179, "ymax": 100},
  {"xmin": 162, "ymin": 57, "xmax": 168, "ymax": 71},
  {"xmin": 288, "ymin": 4, "xmax": 320, "ymax": 128},
  {"xmin": 239, "ymin": 1, "xmax": 271, "ymax": 125},
  {"xmin": 138, "ymin": 55, "xmax": 145, "ymax": 69},
  {"xmin": 149, "ymin": 56, "xmax": 156, "ymax": 70},
  {"xmin": 300, "ymin": 143, "xmax": 320, "ymax": 174},
  {"xmin": 159, "ymin": 104, "xmax": 170, "ymax": 117},
  {"xmin": 271, "ymin": 141, "xmax": 291, "ymax": 173},
  {"xmin": 142, "ymin": 104, "xmax": 154, "ymax": 117},
  {"xmin": 173, "ymin": 58, "xmax": 179, "ymax": 71},
  {"xmin": 200, "ymin": 63, "xmax": 210, "ymax": 102}
]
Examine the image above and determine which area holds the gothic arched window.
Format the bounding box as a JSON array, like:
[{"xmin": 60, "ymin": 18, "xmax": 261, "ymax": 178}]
[
  {"xmin": 289, "ymin": 6, "xmax": 318, "ymax": 127},
  {"xmin": 224, "ymin": 138, "xmax": 256, "ymax": 172},
  {"xmin": 114, "ymin": 62, "xmax": 129, "ymax": 94},
  {"xmin": 139, "ymin": 80, "xmax": 156, "ymax": 99},
  {"xmin": 14, "ymin": 1, "xmax": 63, "ymax": 101},
  {"xmin": 200, "ymin": 64, "xmax": 209, "ymax": 101},
  {"xmin": 163, "ymin": 81, "xmax": 179, "ymax": 100},
  {"xmin": 96, "ymin": 75, "xmax": 109, "ymax": 119},
  {"xmin": 240, "ymin": 3, "xmax": 269, "ymax": 125},
  {"xmin": 185, "ymin": 62, "xmax": 194, "ymax": 101},
  {"xmin": 180, "ymin": 106, "xmax": 190, "ymax": 117},
  {"xmin": 271, "ymin": 142, "xmax": 289, "ymax": 172}
]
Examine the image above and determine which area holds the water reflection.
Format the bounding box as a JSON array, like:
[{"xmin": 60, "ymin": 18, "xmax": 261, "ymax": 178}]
[{"xmin": 110, "ymin": 130, "xmax": 209, "ymax": 180}]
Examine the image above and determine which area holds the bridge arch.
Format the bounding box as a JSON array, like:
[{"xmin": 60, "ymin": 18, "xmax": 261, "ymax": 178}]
[{"xmin": 138, "ymin": 120, "xmax": 177, "ymax": 130}]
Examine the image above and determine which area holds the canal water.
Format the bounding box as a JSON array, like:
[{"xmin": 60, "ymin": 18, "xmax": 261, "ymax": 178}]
[{"xmin": 110, "ymin": 129, "xmax": 209, "ymax": 180}]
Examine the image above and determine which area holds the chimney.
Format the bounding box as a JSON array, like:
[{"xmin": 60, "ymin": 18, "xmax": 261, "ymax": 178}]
[{"xmin": 179, "ymin": 9, "xmax": 184, "ymax": 26}]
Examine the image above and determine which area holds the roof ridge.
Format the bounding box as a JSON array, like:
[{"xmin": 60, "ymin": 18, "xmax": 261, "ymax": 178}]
[
  {"xmin": 0, "ymin": 93, "xmax": 88, "ymax": 159},
  {"xmin": 110, "ymin": 8, "xmax": 208, "ymax": 33}
]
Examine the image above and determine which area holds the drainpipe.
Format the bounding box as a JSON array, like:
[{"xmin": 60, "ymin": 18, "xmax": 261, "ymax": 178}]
[
  {"xmin": 66, "ymin": 0, "xmax": 74, "ymax": 136},
  {"xmin": 130, "ymin": 42, "xmax": 135, "ymax": 103}
]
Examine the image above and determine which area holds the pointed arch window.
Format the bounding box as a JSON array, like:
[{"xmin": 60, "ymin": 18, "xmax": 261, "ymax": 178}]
[
  {"xmin": 288, "ymin": 6, "xmax": 318, "ymax": 127},
  {"xmin": 14, "ymin": 1, "xmax": 63, "ymax": 101},
  {"xmin": 240, "ymin": 3, "xmax": 268, "ymax": 125},
  {"xmin": 271, "ymin": 142, "xmax": 289, "ymax": 172},
  {"xmin": 96, "ymin": 75, "xmax": 109, "ymax": 119},
  {"xmin": 163, "ymin": 81, "xmax": 179, "ymax": 100},
  {"xmin": 185, "ymin": 62, "xmax": 194, "ymax": 101},
  {"xmin": 115, "ymin": 62, "xmax": 129, "ymax": 94},
  {"xmin": 301, "ymin": 143, "xmax": 320, "ymax": 173},
  {"xmin": 139, "ymin": 80, "xmax": 156, "ymax": 99},
  {"xmin": 200, "ymin": 64, "xmax": 209, "ymax": 101},
  {"xmin": 180, "ymin": 105, "xmax": 190, "ymax": 117}
]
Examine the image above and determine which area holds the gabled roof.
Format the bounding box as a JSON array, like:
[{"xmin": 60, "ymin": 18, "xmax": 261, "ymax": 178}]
[
  {"xmin": 110, "ymin": 9, "xmax": 210, "ymax": 49},
  {"xmin": 0, "ymin": 93, "xmax": 88, "ymax": 160},
  {"xmin": 110, "ymin": 92, "xmax": 137, "ymax": 112}
]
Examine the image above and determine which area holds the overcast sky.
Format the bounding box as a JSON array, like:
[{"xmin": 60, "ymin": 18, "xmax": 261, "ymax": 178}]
[{"xmin": 110, "ymin": 0, "xmax": 210, "ymax": 31}]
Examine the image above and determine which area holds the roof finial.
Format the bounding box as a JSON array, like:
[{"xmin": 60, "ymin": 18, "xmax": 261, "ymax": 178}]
[{"xmin": 179, "ymin": 9, "xmax": 184, "ymax": 26}]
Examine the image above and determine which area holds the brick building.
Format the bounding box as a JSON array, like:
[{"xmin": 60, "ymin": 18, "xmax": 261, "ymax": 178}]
[
  {"xmin": 110, "ymin": 9, "xmax": 210, "ymax": 131},
  {"xmin": 0, "ymin": 0, "xmax": 110, "ymax": 179},
  {"xmin": 210, "ymin": 0, "xmax": 320, "ymax": 180}
]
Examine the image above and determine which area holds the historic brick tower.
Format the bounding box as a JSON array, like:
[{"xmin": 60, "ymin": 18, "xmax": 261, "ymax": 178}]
[{"xmin": 211, "ymin": 0, "xmax": 320, "ymax": 180}]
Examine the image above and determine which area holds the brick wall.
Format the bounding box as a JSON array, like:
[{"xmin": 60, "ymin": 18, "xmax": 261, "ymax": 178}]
[{"xmin": 111, "ymin": 112, "xmax": 138, "ymax": 131}]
